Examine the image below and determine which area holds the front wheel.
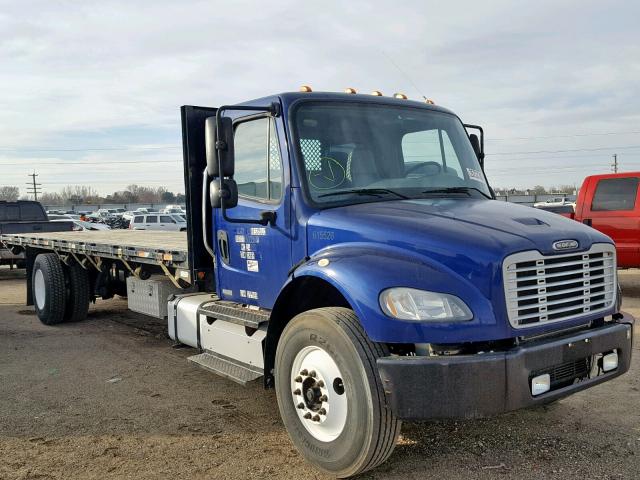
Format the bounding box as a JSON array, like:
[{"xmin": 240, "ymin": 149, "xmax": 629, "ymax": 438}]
[{"xmin": 275, "ymin": 307, "xmax": 401, "ymax": 478}]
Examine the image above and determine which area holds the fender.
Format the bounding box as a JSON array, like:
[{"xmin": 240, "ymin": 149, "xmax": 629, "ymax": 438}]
[{"xmin": 286, "ymin": 242, "xmax": 501, "ymax": 344}]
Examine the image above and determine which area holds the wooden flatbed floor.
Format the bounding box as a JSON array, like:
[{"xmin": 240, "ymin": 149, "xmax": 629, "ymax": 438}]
[{"xmin": 0, "ymin": 230, "xmax": 189, "ymax": 269}]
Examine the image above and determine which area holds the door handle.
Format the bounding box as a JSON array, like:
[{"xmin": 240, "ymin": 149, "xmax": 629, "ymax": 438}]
[
  {"xmin": 583, "ymin": 218, "xmax": 592, "ymax": 226},
  {"xmin": 217, "ymin": 230, "xmax": 230, "ymax": 265}
]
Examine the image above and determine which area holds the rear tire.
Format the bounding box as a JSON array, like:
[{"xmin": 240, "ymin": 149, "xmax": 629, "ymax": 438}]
[
  {"xmin": 275, "ymin": 307, "xmax": 401, "ymax": 478},
  {"xmin": 64, "ymin": 263, "xmax": 91, "ymax": 322},
  {"xmin": 32, "ymin": 253, "xmax": 66, "ymax": 325}
]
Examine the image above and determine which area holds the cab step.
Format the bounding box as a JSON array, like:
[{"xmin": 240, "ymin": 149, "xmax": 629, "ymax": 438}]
[
  {"xmin": 197, "ymin": 299, "xmax": 270, "ymax": 329},
  {"xmin": 188, "ymin": 352, "xmax": 262, "ymax": 386}
]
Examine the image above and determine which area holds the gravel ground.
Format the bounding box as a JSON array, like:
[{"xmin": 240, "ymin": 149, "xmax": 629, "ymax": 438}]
[{"xmin": 0, "ymin": 266, "xmax": 639, "ymax": 480}]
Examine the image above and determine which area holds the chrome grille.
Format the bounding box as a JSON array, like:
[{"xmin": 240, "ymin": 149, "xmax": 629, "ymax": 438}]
[{"xmin": 503, "ymin": 243, "xmax": 616, "ymax": 328}]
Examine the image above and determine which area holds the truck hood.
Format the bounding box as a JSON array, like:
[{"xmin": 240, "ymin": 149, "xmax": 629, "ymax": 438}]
[{"xmin": 306, "ymin": 198, "xmax": 612, "ymax": 299}]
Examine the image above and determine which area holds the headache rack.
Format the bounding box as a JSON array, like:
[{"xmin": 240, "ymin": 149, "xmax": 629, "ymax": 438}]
[{"xmin": 503, "ymin": 243, "xmax": 616, "ymax": 328}]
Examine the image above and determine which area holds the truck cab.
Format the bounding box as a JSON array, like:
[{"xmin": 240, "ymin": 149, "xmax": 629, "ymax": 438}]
[
  {"xmin": 176, "ymin": 91, "xmax": 633, "ymax": 477},
  {"xmin": 575, "ymin": 172, "xmax": 640, "ymax": 268}
]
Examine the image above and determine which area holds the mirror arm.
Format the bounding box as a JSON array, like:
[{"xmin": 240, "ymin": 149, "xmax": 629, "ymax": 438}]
[
  {"xmin": 201, "ymin": 168, "xmax": 216, "ymax": 260},
  {"xmin": 221, "ymin": 207, "xmax": 277, "ymax": 226}
]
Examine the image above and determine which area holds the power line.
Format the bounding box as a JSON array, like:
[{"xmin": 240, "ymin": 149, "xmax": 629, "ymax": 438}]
[
  {"xmin": 0, "ymin": 145, "xmax": 179, "ymax": 152},
  {"xmin": 489, "ymin": 130, "xmax": 640, "ymax": 141},
  {"xmin": 0, "ymin": 159, "xmax": 182, "ymax": 166},
  {"xmin": 487, "ymin": 144, "xmax": 640, "ymax": 156}
]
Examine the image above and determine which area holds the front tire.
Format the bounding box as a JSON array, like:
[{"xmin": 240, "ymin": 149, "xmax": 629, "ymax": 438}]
[
  {"xmin": 275, "ymin": 307, "xmax": 401, "ymax": 478},
  {"xmin": 32, "ymin": 253, "xmax": 66, "ymax": 325}
]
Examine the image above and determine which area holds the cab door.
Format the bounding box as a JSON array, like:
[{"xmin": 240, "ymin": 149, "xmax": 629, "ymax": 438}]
[
  {"xmin": 213, "ymin": 115, "xmax": 292, "ymax": 308},
  {"xmin": 581, "ymin": 175, "xmax": 640, "ymax": 267}
]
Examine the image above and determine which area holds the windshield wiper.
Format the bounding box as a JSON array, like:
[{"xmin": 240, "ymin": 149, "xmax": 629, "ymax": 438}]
[
  {"xmin": 421, "ymin": 186, "xmax": 492, "ymax": 199},
  {"xmin": 318, "ymin": 188, "xmax": 410, "ymax": 199}
]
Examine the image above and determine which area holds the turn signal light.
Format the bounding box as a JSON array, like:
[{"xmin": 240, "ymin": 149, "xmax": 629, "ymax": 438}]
[
  {"xmin": 344, "ymin": 87, "xmax": 357, "ymax": 94},
  {"xmin": 299, "ymin": 85, "xmax": 313, "ymax": 93},
  {"xmin": 371, "ymin": 90, "xmax": 383, "ymax": 96},
  {"xmin": 393, "ymin": 92, "xmax": 408, "ymax": 99}
]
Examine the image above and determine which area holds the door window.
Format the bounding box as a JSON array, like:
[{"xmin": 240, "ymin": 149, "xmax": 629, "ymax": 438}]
[
  {"xmin": 160, "ymin": 215, "xmax": 174, "ymax": 223},
  {"xmin": 133, "ymin": 216, "xmax": 143, "ymax": 224},
  {"xmin": 591, "ymin": 177, "xmax": 639, "ymax": 211},
  {"xmin": 146, "ymin": 216, "xmax": 158, "ymax": 223},
  {"xmin": 402, "ymin": 129, "xmax": 464, "ymax": 179},
  {"xmin": 234, "ymin": 117, "xmax": 282, "ymax": 201}
]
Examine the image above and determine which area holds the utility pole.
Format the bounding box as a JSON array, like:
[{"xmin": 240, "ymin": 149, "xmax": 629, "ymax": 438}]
[
  {"xmin": 26, "ymin": 171, "xmax": 42, "ymax": 201},
  {"xmin": 611, "ymin": 154, "xmax": 618, "ymax": 173}
]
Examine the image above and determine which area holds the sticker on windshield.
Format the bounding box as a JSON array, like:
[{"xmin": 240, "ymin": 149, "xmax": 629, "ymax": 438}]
[{"xmin": 466, "ymin": 168, "xmax": 484, "ymax": 182}]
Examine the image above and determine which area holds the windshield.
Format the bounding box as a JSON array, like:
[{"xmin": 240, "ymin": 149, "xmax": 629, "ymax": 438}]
[{"xmin": 293, "ymin": 102, "xmax": 491, "ymax": 205}]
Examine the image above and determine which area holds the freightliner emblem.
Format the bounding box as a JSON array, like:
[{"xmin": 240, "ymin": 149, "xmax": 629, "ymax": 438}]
[{"xmin": 552, "ymin": 239, "xmax": 579, "ymax": 251}]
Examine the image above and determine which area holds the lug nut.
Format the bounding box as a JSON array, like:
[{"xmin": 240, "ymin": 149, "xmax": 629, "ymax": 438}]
[
  {"xmin": 297, "ymin": 402, "xmax": 305, "ymax": 409},
  {"xmin": 309, "ymin": 370, "xmax": 316, "ymax": 378},
  {"xmin": 317, "ymin": 380, "xmax": 325, "ymax": 388},
  {"xmin": 319, "ymin": 395, "xmax": 328, "ymax": 402},
  {"xmin": 318, "ymin": 408, "xmax": 326, "ymax": 415},
  {"xmin": 303, "ymin": 413, "xmax": 312, "ymax": 419},
  {"xmin": 312, "ymin": 415, "xmax": 321, "ymax": 422},
  {"xmin": 294, "ymin": 376, "xmax": 302, "ymax": 383},
  {"xmin": 293, "ymin": 389, "xmax": 301, "ymax": 395},
  {"xmin": 300, "ymin": 369, "xmax": 308, "ymax": 376}
]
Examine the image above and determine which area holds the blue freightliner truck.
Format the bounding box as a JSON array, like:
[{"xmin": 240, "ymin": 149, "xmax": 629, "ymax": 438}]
[{"xmin": 1, "ymin": 89, "xmax": 633, "ymax": 477}]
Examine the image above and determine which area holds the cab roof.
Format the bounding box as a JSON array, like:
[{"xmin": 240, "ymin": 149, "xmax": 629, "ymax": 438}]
[{"xmin": 237, "ymin": 91, "xmax": 457, "ymax": 116}]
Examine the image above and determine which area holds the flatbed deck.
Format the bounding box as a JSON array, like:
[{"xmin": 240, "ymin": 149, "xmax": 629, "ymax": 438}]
[{"xmin": 0, "ymin": 230, "xmax": 189, "ymax": 269}]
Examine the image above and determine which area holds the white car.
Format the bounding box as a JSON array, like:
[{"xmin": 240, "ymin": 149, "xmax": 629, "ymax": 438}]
[
  {"xmin": 130, "ymin": 214, "xmax": 187, "ymax": 231},
  {"xmin": 533, "ymin": 196, "xmax": 572, "ymax": 208}
]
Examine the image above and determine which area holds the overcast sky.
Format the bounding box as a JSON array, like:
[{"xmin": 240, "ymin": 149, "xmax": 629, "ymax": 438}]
[{"xmin": 2, "ymin": 0, "xmax": 639, "ymax": 196}]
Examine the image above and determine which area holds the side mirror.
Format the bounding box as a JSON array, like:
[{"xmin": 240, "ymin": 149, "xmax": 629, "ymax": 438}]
[
  {"xmin": 469, "ymin": 134, "xmax": 483, "ymax": 166},
  {"xmin": 210, "ymin": 179, "xmax": 238, "ymax": 209},
  {"xmin": 205, "ymin": 116, "xmax": 235, "ymax": 178}
]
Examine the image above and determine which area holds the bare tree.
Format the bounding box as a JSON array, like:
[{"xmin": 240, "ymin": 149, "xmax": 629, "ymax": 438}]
[{"xmin": 0, "ymin": 186, "xmax": 20, "ymax": 201}]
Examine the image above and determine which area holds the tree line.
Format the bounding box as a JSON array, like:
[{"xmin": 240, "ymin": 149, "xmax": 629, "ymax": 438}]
[{"xmin": 0, "ymin": 185, "xmax": 185, "ymax": 205}]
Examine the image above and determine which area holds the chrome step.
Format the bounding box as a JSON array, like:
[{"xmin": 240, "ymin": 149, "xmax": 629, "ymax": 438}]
[
  {"xmin": 188, "ymin": 352, "xmax": 262, "ymax": 386},
  {"xmin": 197, "ymin": 299, "xmax": 270, "ymax": 328}
]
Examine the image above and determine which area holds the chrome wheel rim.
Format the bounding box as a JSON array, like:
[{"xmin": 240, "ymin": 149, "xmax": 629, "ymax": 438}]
[{"xmin": 290, "ymin": 345, "xmax": 347, "ymax": 442}]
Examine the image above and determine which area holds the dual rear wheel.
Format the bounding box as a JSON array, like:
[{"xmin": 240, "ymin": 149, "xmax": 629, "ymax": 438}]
[{"xmin": 32, "ymin": 253, "xmax": 91, "ymax": 325}]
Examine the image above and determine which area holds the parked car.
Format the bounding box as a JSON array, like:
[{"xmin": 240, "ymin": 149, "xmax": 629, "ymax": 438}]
[
  {"xmin": 129, "ymin": 214, "xmax": 187, "ymax": 231},
  {"xmin": 162, "ymin": 206, "xmax": 186, "ymax": 215},
  {"xmin": 533, "ymin": 203, "xmax": 575, "ymax": 218},
  {"xmin": 575, "ymin": 172, "xmax": 640, "ymax": 268},
  {"xmin": 533, "ymin": 196, "xmax": 572, "ymax": 208},
  {"xmin": 1, "ymin": 201, "xmax": 73, "ymax": 267}
]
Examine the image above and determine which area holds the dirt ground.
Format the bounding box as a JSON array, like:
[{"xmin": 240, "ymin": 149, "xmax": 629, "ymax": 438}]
[{"xmin": 1, "ymin": 267, "xmax": 639, "ymax": 480}]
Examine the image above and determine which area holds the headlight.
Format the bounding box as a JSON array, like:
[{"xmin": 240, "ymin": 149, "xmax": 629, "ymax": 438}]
[{"xmin": 379, "ymin": 288, "xmax": 473, "ymax": 322}]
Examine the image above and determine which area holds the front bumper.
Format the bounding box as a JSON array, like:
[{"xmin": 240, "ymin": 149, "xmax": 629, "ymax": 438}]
[{"xmin": 377, "ymin": 313, "xmax": 634, "ymax": 420}]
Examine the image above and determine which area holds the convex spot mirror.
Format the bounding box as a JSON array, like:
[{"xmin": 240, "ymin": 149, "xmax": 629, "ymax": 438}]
[
  {"xmin": 205, "ymin": 116, "xmax": 234, "ymax": 178},
  {"xmin": 210, "ymin": 179, "xmax": 238, "ymax": 209}
]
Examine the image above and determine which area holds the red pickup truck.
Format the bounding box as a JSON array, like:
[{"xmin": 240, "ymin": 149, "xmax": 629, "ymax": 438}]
[{"xmin": 575, "ymin": 172, "xmax": 640, "ymax": 268}]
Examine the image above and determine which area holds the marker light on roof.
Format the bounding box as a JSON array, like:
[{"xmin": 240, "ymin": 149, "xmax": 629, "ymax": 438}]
[
  {"xmin": 425, "ymin": 98, "xmax": 435, "ymax": 105},
  {"xmin": 371, "ymin": 90, "xmax": 383, "ymax": 96},
  {"xmin": 344, "ymin": 87, "xmax": 357, "ymax": 94},
  {"xmin": 393, "ymin": 92, "xmax": 408, "ymax": 99},
  {"xmin": 299, "ymin": 85, "xmax": 313, "ymax": 92}
]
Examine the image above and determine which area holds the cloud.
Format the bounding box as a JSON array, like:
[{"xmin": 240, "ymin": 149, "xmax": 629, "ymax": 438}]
[{"xmin": 1, "ymin": 0, "xmax": 639, "ymax": 194}]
